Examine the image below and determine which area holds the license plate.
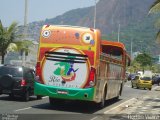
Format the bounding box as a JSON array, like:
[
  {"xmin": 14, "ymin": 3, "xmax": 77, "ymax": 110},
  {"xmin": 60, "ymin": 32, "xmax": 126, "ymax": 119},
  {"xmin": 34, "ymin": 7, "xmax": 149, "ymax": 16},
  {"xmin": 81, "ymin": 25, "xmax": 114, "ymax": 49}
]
[
  {"xmin": 2, "ymin": 90, "xmax": 11, "ymax": 94},
  {"xmin": 143, "ymin": 81, "xmax": 148, "ymax": 83},
  {"xmin": 57, "ymin": 90, "xmax": 68, "ymax": 94}
]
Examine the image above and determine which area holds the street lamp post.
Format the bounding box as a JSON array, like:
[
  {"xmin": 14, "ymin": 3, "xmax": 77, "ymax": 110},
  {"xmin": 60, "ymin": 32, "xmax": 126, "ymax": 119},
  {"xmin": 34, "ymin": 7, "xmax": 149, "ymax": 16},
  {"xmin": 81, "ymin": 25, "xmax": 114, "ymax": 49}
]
[
  {"xmin": 94, "ymin": 0, "xmax": 97, "ymax": 29},
  {"xmin": 22, "ymin": 0, "xmax": 28, "ymax": 66},
  {"xmin": 131, "ymin": 38, "xmax": 133, "ymax": 60},
  {"xmin": 118, "ymin": 24, "xmax": 120, "ymax": 42}
]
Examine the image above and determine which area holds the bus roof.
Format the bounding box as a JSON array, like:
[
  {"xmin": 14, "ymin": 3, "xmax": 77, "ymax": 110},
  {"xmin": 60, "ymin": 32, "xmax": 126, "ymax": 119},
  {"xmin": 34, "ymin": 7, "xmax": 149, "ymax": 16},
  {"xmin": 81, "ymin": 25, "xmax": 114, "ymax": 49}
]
[
  {"xmin": 42, "ymin": 24, "xmax": 96, "ymax": 31},
  {"xmin": 101, "ymin": 40, "xmax": 126, "ymax": 51}
]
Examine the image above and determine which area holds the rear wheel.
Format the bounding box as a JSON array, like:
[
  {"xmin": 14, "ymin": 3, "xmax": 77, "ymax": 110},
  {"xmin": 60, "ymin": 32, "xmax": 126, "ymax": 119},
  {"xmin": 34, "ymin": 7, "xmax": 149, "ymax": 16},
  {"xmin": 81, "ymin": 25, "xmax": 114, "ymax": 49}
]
[
  {"xmin": 37, "ymin": 95, "xmax": 42, "ymax": 100},
  {"xmin": 131, "ymin": 83, "xmax": 133, "ymax": 88},
  {"xmin": 9, "ymin": 93, "xmax": 14, "ymax": 98},
  {"xmin": 49, "ymin": 97, "xmax": 64, "ymax": 105},
  {"xmin": 136, "ymin": 84, "xmax": 139, "ymax": 89},
  {"xmin": 49, "ymin": 97, "xmax": 54, "ymax": 105},
  {"xmin": 24, "ymin": 90, "xmax": 29, "ymax": 101},
  {"xmin": 98, "ymin": 87, "xmax": 107, "ymax": 108},
  {"xmin": 98, "ymin": 92, "xmax": 105, "ymax": 108},
  {"xmin": 116, "ymin": 84, "xmax": 122, "ymax": 100}
]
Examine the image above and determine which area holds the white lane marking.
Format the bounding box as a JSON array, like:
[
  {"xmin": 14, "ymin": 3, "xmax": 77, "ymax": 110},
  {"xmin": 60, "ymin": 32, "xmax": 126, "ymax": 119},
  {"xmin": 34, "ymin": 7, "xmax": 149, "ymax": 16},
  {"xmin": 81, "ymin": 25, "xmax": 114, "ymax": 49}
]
[
  {"xmin": 152, "ymin": 86, "xmax": 160, "ymax": 90},
  {"xmin": 15, "ymin": 107, "xmax": 31, "ymax": 112},
  {"xmin": 15, "ymin": 97, "xmax": 48, "ymax": 112},
  {"xmin": 104, "ymin": 98, "xmax": 136, "ymax": 114},
  {"xmin": 90, "ymin": 116, "xmax": 99, "ymax": 120}
]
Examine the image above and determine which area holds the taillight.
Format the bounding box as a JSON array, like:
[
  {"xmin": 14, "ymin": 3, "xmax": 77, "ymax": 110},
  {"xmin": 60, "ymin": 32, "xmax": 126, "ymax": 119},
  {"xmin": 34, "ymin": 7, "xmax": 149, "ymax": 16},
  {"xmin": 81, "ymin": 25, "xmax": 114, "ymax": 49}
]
[
  {"xmin": 35, "ymin": 62, "xmax": 43, "ymax": 84},
  {"xmin": 36, "ymin": 62, "xmax": 41, "ymax": 76},
  {"xmin": 84, "ymin": 67, "xmax": 96, "ymax": 88},
  {"xmin": 21, "ymin": 79, "xmax": 26, "ymax": 86},
  {"xmin": 89, "ymin": 67, "xmax": 95, "ymax": 81}
]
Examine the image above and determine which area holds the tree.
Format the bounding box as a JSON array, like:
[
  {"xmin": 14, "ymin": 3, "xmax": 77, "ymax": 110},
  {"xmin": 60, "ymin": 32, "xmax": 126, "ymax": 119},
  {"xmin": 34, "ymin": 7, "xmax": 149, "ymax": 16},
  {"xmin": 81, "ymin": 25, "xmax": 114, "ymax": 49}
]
[
  {"xmin": 0, "ymin": 20, "xmax": 18, "ymax": 64},
  {"xmin": 149, "ymin": 0, "xmax": 160, "ymax": 14},
  {"xmin": 15, "ymin": 40, "xmax": 33, "ymax": 55},
  {"xmin": 134, "ymin": 52, "xmax": 152, "ymax": 71},
  {"xmin": 0, "ymin": 21, "xmax": 33, "ymax": 64}
]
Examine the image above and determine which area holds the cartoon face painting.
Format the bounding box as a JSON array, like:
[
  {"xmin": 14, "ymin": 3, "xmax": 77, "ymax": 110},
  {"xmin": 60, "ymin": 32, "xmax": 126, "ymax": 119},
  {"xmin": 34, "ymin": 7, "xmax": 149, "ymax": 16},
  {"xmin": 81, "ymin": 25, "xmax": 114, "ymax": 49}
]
[
  {"xmin": 53, "ymin": 57, "xmax": 79, "ymax": 84},
  {"xmin": 42, "ymin": 48, "xmax": 89, "ymax": 88}
]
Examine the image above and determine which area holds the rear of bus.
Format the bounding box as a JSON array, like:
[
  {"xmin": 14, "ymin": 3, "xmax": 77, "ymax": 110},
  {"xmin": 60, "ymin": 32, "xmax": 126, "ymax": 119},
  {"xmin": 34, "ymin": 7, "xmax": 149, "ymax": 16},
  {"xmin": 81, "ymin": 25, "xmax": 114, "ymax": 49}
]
[{"xmin": 34, "ymin": 25, "xmax": 100, "ymax": 103}]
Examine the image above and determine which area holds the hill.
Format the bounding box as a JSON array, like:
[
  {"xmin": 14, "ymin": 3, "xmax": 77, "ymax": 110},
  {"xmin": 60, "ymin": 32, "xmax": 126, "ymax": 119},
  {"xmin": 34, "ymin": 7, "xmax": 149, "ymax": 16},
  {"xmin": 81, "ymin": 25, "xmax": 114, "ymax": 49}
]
[{"xmin": 22, "ymin": 0, "xmax": 159, "ymax": 55}]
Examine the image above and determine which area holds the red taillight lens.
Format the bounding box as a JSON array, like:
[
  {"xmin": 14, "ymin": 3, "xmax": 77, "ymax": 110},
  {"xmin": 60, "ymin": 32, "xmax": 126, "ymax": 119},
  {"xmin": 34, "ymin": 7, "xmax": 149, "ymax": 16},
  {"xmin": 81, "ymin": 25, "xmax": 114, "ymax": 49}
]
[
  {"xmin": 21, "ymin": 79, "xmax": 26, "ymax": 86},
  {"xmin": 84, "ymin": 67, "xmax": 96, "ymax": 88},
  {"xmin": 36, "ymin": 62, "xmax": 41, "ymax": 76},
  {"xmin": 35, "ymin": 62, "xmax": 43, "ymax": 84},
  {"xmin": 89, "ymin": 67, "xmax": 95, "ymax": 81}
]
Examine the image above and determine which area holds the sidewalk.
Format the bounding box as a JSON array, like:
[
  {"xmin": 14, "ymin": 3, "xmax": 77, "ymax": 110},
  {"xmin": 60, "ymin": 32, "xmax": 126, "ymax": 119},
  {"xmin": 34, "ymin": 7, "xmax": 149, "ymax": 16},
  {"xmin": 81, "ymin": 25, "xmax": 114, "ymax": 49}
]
[{"xmin": 119, "ymin": 86, "xmax": 160, "ymax": 114}]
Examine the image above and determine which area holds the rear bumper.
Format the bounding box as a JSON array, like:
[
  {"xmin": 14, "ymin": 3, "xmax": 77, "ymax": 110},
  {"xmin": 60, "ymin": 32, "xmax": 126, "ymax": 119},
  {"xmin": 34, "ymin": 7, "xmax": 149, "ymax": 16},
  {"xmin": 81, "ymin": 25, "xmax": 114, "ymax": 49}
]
[
  {"xmin": 34, "ymin": 82, "xmax": 95, "ymax": 101},
  {"xmin": 0, "ymin": 87, "xmax": 27, "ymax": 96},
  {"xmin": 137, "ymin": 83, "xmax": 152, "ymax": 88}
]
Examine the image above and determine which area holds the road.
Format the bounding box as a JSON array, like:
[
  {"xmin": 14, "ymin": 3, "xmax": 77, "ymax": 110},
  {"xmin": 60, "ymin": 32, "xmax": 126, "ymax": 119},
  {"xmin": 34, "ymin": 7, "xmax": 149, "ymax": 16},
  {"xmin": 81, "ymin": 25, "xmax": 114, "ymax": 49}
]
[{"xmin": 0, "ymin": 81, "xmax": 157, "ymax": 120}]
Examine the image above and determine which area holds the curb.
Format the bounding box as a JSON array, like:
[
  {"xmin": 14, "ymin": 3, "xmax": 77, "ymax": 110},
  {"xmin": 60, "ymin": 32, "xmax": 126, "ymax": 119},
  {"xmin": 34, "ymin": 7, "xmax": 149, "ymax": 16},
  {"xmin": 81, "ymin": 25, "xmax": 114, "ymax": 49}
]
[{"xmin": 104, "ymin": 98, "xmax": 138, "ymax": 114}]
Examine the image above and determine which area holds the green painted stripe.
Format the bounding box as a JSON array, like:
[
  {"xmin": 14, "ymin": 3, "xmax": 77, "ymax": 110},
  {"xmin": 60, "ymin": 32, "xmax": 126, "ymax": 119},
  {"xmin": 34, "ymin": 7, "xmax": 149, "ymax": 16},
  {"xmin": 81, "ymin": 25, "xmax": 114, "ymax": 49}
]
[{"xmin": 34, "ymin": 82, "xmax": 95, "ymax": 101}]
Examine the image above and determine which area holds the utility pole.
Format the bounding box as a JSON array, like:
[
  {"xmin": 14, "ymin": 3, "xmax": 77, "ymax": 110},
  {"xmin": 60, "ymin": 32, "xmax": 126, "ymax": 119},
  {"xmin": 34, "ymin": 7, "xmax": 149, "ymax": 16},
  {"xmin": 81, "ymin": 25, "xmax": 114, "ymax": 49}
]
[
  {"xmin": 94, "ymin": 0, "xmax": 97, "ymax": 29},
  {"xmin": 22, "ymin": 0, "xmax": 28, "ymax": 66},
  {"xmin": 118, "ymin": 24, "xmax": 120, "ymax": 42},
  {"xmin": 131, "ymin": 38, "xmax": 133, "ymax": 60},
  {"xmin": 24, "ymin": 0, "xmax": 28, "ymax": 30}
]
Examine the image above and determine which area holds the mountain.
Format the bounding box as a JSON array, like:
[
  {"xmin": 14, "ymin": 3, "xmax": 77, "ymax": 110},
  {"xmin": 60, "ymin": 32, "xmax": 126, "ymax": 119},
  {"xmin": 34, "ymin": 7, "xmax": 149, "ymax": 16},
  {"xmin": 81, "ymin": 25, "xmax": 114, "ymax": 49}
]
[{"xmin": 24, "ymin": 0, "xmax": 159, "ymax": 55}]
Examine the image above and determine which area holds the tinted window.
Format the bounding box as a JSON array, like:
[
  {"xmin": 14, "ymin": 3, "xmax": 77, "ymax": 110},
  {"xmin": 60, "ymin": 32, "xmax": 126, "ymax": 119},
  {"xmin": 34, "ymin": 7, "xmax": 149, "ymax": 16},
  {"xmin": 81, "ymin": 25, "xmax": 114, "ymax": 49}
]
[
  {"xmin": 141, "ymin": 77, "xmax": 151, "ymax": 81},
  {"xmin": 132, "ymin": 76, "xmax": 139, "ymax": 80},
  {"xmin": 24, "ymin": 71, "xmax": 34, "ymax": 79},
  {"xmin": 0, "ymin": 67, "xmax": 23, "ymax": 77}
]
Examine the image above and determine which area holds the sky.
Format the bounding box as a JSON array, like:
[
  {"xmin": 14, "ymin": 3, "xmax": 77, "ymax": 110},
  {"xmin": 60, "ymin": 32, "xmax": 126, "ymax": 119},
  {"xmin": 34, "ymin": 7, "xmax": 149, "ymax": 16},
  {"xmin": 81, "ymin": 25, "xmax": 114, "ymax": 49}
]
[{"xmin": 0, "ymin": 0, "xmax": 96, "ymax": 27}]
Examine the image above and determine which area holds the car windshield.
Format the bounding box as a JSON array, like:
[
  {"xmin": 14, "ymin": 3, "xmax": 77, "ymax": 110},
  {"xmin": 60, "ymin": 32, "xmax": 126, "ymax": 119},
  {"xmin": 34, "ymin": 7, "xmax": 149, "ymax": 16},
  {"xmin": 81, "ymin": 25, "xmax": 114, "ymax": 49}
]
[
  {"xmin": 140, "ymin": 77, "xmax": 151, "ymax": 81},
  {"xmin": 0, "ymin": 67, "xmax": 23, "ymax": 77}
]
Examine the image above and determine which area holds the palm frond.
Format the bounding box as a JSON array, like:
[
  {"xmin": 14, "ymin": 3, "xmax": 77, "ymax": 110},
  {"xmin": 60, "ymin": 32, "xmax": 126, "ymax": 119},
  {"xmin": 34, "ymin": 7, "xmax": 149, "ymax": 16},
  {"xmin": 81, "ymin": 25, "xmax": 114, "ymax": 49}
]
[
  {"xmin": 7, "ymin": 43, "xmax": 18, "ymax": 52},
  {"xmin": 154, "ymin": 18, "xmax": 160, "ymax": 28},
  {"xmin": 7, "ymin": 21, "xmax": 18, "ymax": 33},
  {"xmin": 149, "ymin": 0, "xmax": 160, "ymax": 14},
  {"xmin": 7, "ymin": 22, "xmax": 18, "ymax": 41},
  {"xmin": 14, "ymin": 40, "xmax": 33, "ymax": 52},
  {"xmin": 156, "ymin": 30, "xmax": 160, "ymax": 43}
]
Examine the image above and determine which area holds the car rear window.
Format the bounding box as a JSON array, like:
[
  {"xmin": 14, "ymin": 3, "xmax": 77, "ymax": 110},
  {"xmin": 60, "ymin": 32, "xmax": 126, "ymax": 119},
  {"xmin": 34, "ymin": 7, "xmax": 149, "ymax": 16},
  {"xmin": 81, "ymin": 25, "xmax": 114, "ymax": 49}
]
[
  {"xmin": 0, "ymin": 67, "xmax": 23, "ymax": 77},
  {"xmin": 141, "ymin": 77, "xmax": 151, "ymax": 81}
]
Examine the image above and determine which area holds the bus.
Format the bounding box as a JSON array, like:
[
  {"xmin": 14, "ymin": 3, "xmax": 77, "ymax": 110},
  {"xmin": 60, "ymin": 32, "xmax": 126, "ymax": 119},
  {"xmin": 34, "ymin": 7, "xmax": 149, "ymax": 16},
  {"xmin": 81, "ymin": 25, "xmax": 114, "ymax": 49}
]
[{"xmin": 34, "ymin": 25, "xmax": 130, "ymax": 108}]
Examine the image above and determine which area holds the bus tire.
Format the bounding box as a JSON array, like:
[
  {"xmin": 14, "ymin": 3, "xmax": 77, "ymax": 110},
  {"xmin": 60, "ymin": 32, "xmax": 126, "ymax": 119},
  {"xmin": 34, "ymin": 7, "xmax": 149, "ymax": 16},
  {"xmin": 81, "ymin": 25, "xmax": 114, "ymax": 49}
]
[
  {"xmin": 119, "ymin": 83, "xmax": 123, "ymax": 96},
  {"xmin": 49, "ymin": 97, "xmax": 64, "ymax": 105},
  {"xmin": 98, "ymin": 86, "xmax": 107, "ymax": 108},
  {"xmin": 37, "ymin": 95, "xmax": 42, "ymax": 100},
  {"xmin": 49, "ymin": 97, "xmax": 54, "ymax": 105},
  {"xmin": 115, "ymin": 84, "xmax": 122, "ymax": 100}
]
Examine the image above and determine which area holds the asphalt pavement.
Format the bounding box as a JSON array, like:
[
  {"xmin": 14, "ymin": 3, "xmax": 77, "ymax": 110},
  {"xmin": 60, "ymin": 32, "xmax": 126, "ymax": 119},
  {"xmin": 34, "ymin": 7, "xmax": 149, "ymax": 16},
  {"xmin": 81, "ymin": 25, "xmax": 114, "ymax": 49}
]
[{"xmin": 0, "ymin": 82, "xmax": 160, "ymax": 120}]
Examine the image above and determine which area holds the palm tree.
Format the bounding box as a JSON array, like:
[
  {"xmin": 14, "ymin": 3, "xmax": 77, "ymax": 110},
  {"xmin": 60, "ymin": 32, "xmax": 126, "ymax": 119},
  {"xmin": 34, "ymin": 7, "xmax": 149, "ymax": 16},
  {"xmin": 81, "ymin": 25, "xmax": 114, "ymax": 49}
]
[
  {"xmin": 149, "ymin": 0, "xmax": 160, "ymax": 42},
  {"xmin": 0, "ymin": 20, "xmax": 33, "ymax": 64},
  {"xmin": 0, "ymin": 20, "xmax": 19, "ymax": 64},
  {"xmin": 15, "ymin": 40, "xmax": 33, "ymax": 61},
  {"xmin": 149, "ymin": 0, "xmax": 160, "ymax": 14}
]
